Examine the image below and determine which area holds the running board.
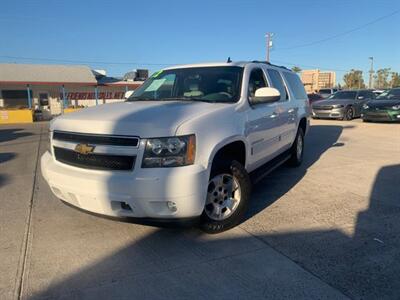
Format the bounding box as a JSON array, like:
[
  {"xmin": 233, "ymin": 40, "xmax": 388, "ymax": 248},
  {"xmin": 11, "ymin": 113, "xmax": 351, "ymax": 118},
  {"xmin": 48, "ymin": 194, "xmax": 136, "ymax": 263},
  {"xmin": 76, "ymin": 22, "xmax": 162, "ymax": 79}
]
[{"xmin": 250, "ymin": 149, "xmax": 291, "ymax": 185}]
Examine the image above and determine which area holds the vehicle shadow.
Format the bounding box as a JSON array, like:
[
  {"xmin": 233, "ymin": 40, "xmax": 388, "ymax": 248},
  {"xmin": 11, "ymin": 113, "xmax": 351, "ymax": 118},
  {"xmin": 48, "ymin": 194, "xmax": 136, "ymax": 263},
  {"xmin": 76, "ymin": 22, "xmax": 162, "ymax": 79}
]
[
  {"xmin": 0, "ymin": 128, "xmax": 34, "ymax": 143},
  {"xmin": 30, "ymin": 164, "xmax": 400, "ymax": 299},
  {"xmin": 245, "ymin": 124, "xmax": 347, "ymax": 221}
]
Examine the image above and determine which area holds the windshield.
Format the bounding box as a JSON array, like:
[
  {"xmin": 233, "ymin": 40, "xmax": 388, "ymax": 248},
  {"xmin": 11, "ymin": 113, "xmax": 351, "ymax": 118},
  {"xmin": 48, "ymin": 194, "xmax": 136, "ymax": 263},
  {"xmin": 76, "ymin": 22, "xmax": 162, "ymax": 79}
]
[
  {"xmin": 128, "ymin": 66, "xmax": 243, "ymax": 103},
  {"xmin": 376, "ymin": 89, "xmax": 400, "ymax": 100},
  {"xmin": 329, "ymin": 91, "xmax": 357, "ymax": 99}
]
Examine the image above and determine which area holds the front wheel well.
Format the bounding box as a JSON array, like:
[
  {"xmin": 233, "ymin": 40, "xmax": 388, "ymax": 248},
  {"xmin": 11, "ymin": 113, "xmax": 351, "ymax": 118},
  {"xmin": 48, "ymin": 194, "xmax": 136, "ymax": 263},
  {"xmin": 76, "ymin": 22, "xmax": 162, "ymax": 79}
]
[
  {"xmin": 211, "ymin": 141, "xmax": 246, "ymax": 170},
  {"xmin": 299, "ymin": 117, "xmax": 307, "ymax": 134}
]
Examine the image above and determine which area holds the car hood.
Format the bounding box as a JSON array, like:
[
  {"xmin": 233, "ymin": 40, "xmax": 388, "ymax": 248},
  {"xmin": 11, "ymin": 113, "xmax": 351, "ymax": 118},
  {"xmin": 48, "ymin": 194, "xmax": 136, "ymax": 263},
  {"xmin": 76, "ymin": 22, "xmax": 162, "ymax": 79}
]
[
  {"xmin": 366, "ymin": 99, "xmax": 400, "ymax": 109},
  {"xmin": 50, "ymin": 101, "xmax": 228, "ymax": 137},
  {"xmin": 312, "ymin": 98, "xmax": 354, "ymax": 107}
]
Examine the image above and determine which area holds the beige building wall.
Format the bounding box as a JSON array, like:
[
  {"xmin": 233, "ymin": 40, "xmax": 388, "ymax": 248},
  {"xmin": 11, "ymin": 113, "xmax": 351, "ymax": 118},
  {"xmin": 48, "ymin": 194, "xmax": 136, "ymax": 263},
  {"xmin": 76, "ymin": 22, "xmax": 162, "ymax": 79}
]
[{"xmin": 300, "ymin": 69, "xmax": 336, "ymax": 93}]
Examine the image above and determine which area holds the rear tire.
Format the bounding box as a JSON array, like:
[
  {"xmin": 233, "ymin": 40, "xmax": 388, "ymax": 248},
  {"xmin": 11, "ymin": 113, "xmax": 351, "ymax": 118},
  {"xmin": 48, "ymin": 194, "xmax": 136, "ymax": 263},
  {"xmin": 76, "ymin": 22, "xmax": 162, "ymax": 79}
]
[
  {"xmin": 288, "ymin": 127, "xmax": 304, "ymax": 167},
  {"xmin": 200, "ymin": 160, "xmax": 251, "ymax": 234}
]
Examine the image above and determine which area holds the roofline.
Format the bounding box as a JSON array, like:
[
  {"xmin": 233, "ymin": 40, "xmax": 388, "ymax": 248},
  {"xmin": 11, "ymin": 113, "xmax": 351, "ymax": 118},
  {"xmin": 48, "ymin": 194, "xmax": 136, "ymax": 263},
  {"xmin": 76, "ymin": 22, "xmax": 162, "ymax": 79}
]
[{"xmin": 163, "ymin": 60, "xmax": 292, "ymax": 71}]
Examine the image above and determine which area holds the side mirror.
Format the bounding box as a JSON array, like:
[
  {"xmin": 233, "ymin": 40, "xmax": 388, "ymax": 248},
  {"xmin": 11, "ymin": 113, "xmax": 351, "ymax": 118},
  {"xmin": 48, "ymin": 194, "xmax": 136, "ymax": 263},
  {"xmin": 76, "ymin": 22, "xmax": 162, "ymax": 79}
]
[
  {"xmin": 124, "ymin": 90, "xmax": 134, "ymax": 99},
  {"xmin": 251, "ymin": 87, "xmax": 281, "ymax": 104}
]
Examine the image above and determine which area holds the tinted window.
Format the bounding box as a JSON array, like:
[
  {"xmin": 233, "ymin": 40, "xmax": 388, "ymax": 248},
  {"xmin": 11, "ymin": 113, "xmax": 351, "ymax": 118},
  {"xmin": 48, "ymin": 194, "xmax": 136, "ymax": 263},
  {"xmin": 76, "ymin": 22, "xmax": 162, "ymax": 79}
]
[
  {"xmin": 248, "ymin": 68, "xmax": 267, "ymax": 98},
  {"xmin": 319, "ymin": 89, "xmax": 332, "ymax": 94},
  {"xmin": 283, "ymin": 72, "xmax": 307, "ymax": 99},
  {"xmin": 1, "ymin": 90, "xmax": 32, "ymax": 108},
  {"xmin": 267, "ymin": 69, "xmax": 288, "ymax": 101},
  {"xmin": 376, "ymin": 89, "xmax": 400, "ymax": 100},
  {"xmin": 357, "ymin": 91, "xmax": 375, "ymax": 99}
]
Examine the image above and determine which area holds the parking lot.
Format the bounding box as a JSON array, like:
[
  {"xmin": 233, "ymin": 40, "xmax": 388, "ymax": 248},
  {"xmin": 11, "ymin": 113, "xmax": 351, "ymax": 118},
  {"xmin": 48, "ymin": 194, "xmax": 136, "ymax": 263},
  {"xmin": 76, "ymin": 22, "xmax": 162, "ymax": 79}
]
[{"xmin": 1, "ymin": 119, "xmax": 399, "ymax": 299}]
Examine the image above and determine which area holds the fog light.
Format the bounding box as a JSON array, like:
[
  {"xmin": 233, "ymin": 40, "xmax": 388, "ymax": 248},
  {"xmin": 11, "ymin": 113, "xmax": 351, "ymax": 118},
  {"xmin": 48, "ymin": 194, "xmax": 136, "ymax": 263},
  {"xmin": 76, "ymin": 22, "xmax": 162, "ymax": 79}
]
[{"xmin": 167, "ymin": 201, "xmax": 177, "ymax": 212}]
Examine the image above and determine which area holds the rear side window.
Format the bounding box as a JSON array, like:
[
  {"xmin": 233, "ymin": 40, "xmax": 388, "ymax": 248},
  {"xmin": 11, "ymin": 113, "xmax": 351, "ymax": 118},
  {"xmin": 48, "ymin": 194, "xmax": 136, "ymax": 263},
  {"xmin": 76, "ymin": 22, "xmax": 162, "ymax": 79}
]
[
  {"xmin": 283, "ymin": 72, "xmax": 308, "ymax": 99},
  {"xmin": 267, "ymin": 69, "xmax": 288, "ymax": 101}
]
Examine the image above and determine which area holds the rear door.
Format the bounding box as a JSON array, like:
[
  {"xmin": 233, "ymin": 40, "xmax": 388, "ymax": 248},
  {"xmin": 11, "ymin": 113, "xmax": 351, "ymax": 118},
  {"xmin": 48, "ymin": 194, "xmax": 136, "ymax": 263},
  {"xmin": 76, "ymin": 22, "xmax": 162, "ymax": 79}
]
[
  {"xmin": 265, "ymin": 68, "xmax": 295, "ymax": 152},
  {"xmin": 245, "ymin": 67, "xmax": 280, "ymax": 169}
]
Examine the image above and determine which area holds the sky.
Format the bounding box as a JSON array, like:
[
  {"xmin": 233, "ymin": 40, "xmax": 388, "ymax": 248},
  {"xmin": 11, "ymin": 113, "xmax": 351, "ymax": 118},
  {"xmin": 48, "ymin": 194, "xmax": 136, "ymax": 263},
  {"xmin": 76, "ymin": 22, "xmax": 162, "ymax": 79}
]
[{"xmin": 0, "ymin": 0, "xmax": 399, "ymax": 84}]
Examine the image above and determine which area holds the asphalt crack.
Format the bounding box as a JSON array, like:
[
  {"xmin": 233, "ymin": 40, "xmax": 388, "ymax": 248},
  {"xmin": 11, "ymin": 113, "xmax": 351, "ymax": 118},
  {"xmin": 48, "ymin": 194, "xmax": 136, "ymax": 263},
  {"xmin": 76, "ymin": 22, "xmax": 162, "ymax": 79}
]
[{"xmin": 14, "ymin": 125, "xmax": 44, "ymax": 300}]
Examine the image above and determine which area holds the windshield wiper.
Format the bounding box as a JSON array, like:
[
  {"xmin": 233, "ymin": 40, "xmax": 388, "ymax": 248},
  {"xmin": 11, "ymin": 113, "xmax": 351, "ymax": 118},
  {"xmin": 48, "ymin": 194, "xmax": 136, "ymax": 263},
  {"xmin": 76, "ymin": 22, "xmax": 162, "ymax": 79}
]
[{"xmin": 126, "ymin": 97, "xmax": 154, "ymax": 101}]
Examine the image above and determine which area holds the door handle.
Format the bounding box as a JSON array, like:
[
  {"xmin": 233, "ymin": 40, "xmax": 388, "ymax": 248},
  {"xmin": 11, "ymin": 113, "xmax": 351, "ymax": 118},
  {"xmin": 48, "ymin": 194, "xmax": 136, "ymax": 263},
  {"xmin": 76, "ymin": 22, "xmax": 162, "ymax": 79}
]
[{"xmin": 266, "ymin": 112, "xmax": 278, "ymax": 119}]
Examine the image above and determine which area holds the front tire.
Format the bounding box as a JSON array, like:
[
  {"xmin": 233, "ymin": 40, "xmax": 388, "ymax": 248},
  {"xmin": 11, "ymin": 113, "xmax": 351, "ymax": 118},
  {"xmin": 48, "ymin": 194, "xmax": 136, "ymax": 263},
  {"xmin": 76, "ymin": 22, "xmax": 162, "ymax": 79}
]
[
  {"xmin": 343, "ymin": 106, "xmax": 354, "ymax": 121},
  {"xmin": 200, "ymin": 160, "xmax": 251, "ymax": 234}
]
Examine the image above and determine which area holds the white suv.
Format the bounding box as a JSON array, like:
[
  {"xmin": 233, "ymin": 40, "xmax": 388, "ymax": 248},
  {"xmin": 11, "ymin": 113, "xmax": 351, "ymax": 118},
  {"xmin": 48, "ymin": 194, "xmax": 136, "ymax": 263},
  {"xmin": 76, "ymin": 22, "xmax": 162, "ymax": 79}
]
[{"xmin": 41, "ymin": 61, "xmax": 309, "ymax": 233}]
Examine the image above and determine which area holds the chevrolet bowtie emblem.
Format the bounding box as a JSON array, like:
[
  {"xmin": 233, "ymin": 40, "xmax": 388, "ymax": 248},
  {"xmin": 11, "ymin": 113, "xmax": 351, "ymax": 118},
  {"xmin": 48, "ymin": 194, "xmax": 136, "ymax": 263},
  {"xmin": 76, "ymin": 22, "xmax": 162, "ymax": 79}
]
[{"xmin": 74, "ymin": 143, "xmax": 95, "ymax": 155}]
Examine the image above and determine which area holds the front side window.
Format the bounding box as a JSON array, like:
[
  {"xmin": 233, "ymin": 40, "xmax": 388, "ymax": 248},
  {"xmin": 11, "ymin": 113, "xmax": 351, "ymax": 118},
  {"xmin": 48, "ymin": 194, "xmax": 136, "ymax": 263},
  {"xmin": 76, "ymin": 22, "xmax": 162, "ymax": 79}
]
[
  {"xmin": 248, "ymin": 68, "xmax": 267, "ymax": 98},
  {"xmin": 267, "ymin": 69, "xmax": 288, "ymax": 101},
  {"xmin": 376, "ymin": 89, "xmax": 400, "ymax": 100},
  {"xmin": 128, "ymin": 66, "xmax": 243, "ymax": 103}
]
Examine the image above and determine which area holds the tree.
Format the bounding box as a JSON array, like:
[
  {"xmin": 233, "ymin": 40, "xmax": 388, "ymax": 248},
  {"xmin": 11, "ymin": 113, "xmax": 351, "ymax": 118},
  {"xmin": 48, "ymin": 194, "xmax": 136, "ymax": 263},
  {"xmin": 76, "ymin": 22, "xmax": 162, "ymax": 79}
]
[
  {"xmin": 374, "ymin": 68, "xmax": 391, "ymax": 89},
  {"xmin": 390, "ymin": 72, "xmax": 400, "ymax": 88},
  {"xmin": 291, "ymin": 66, "xmax": 302, "ymax": 73},
  {"xmin": 343, "ymin": 69, "xmax": 365, "ymax": 89}
]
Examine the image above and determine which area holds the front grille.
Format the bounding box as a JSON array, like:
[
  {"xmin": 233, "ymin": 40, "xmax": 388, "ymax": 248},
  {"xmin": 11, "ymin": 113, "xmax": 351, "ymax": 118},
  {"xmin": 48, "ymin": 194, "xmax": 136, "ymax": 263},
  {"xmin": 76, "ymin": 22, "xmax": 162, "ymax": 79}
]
[
  {"xmin": 313, "ymin": 105, "xmax": 333, "ymax": 110},
  {"xmin": 364, "ymin": 112, "xmax": 391, "ymax": 121},
  {"xmin": 54, "ymin": 147, "xmax": 135, "ymax": 171},
  {"xmin": 53, "ymin": 131, "xmax": 139, "ymax": 147}
]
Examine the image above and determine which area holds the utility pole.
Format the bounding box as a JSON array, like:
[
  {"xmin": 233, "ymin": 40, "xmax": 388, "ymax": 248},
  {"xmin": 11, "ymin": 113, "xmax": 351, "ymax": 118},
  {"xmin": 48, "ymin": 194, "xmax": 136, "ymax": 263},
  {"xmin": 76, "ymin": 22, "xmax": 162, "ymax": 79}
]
[
  {"xmin": 265, "ymin": 33, "xmax": 273, "ymax": 62},
  {"xmin": 368, "ymin": 57, "xmax": 374, "ymax": 89}
]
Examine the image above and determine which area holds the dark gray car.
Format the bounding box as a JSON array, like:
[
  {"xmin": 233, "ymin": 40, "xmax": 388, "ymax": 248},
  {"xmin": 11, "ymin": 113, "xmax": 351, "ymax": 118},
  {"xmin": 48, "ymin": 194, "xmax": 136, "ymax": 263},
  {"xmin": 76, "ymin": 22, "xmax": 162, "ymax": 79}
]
[{"xmin": 312, "ymin": 90, "xmax": 375, "ymax": 120}]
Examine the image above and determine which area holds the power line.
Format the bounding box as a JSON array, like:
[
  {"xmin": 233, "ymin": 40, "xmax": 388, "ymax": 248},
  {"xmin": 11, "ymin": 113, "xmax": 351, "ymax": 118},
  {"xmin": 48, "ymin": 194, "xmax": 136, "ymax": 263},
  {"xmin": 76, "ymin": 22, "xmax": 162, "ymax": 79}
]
[
  {"xmin": 277, "ymin": 9, "xmax": 400, "ymax": 51},
  {"xmin": 0, "ymin": 55, "xmax": 174, "ymax": 66}
]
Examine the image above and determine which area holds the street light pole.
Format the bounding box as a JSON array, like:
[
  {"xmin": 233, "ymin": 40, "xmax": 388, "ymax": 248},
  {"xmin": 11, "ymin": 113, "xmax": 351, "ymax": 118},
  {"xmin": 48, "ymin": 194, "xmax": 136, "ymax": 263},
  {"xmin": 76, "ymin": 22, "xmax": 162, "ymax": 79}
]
[{"xmin": 368, "ymin": 57, "xmax": 374, "ymax": 89}]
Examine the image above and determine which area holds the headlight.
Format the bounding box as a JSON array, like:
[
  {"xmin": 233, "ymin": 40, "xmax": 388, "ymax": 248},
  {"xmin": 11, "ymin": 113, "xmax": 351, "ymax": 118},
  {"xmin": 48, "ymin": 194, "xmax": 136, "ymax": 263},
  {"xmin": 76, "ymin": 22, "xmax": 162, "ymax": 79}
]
[
  {"xmin": 363, "ymin": 104, "xmax": 369, "ymax": 109},
  {"xmin": 392, "ymin": 105, "xmax": 400, "ymax": 110},
  {"xmin": 142, "ymin": 135, "xmax": 196, "ymax": 168},
  {"xmin": 332, "ymin": 104, "xmax": 344, "ymax": 108}
]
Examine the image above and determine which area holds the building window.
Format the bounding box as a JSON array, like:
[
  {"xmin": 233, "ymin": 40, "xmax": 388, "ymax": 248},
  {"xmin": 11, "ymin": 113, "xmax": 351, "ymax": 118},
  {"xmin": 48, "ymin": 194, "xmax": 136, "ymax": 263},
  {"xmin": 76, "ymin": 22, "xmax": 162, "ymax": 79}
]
[{"xmin": 1, "ymin": 90, "xmax": 33, "ymax": 108}]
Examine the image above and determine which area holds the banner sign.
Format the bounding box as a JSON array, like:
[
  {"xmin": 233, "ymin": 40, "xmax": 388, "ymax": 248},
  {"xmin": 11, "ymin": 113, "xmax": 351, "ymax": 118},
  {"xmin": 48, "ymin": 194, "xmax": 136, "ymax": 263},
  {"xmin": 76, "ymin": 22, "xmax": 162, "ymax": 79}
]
[{"xmin": 60, "ymin": 91, "xmax": 126, "ymax": 100}]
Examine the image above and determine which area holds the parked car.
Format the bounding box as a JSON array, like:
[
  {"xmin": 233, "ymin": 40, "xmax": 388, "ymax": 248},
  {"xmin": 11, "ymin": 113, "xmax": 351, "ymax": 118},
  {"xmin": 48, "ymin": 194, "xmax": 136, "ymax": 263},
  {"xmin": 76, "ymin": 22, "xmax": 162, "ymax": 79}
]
[
  {"xmin": 319, "ymin": 88, "xmax": 338, "ymax": 99},
  {"xmin": 41, "ymin": 61, "xmax": 310, "ymax": 233},
  {"xmin": 361, "ymin": 88, "xmax": 400, "ymax": 122},
  {"xmin": 307, "ymin": 92, "xmax": 324, "ymax": 104},
  {"xmin": 312, "ymin": 89, "xmax": 375, "ymax": 120}
]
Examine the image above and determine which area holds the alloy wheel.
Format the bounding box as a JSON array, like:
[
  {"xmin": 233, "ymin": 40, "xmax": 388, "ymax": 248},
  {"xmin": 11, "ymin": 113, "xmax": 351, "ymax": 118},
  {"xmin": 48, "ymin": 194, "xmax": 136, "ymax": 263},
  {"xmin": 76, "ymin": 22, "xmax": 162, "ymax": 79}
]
[{"xmin": 205, "ymin": 174, "xmax": 241, "ymax": 221}]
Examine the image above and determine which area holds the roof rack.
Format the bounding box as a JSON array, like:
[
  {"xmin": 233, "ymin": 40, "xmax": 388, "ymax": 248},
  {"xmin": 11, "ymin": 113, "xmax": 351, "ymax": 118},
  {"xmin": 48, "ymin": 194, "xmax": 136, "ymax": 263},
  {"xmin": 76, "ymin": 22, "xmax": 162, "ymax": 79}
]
[{"xmin": 251, "ymin": 60, "xmax": 290, "ymax": 71}]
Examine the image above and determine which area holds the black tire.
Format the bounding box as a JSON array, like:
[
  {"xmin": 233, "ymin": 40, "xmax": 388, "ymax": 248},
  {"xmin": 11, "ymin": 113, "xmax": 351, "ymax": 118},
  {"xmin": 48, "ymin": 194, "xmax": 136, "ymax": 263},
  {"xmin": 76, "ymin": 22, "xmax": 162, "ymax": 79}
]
[
  {"xmin": 343, "ymin": 106, "xmax": 354, "ymax": 121},
  {"xmin": 200, "ymin": 160, "xmax": 251, "ymax": 234},
  {"xmin": 288, "ymin": 127, "xmax": 304, "ymax": 167}
]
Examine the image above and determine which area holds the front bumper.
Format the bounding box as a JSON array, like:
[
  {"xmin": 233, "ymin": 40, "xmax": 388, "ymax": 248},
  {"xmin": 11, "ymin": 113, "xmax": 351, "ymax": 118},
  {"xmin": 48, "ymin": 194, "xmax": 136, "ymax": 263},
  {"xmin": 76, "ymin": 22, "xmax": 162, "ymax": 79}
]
[
  {"xmin": 41, "ymin": 151, "xmax": 209, "ymax": 219},
  {"xmin": 362, "ymin": 110, "xmax": 400, "ymax": 122},
  {"xmin": 312, "ymin": 108, "xmax": 345, "ymax": 119}
]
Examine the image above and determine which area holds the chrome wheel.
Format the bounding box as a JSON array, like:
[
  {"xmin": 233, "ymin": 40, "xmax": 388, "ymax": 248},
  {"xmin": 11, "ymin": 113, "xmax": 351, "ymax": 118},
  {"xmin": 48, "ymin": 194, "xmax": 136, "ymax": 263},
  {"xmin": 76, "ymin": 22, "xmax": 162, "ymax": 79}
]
[
  {"xmin": 205, "ymin": 174, "xmax": 241, "ymax": 221},
  {"xmin": 296, "ymin": 134, "xmax": 303, "ymax": 160},
  {"xmin": 346, "ymin": 107, "xmax": 354, "ymax": 120}
]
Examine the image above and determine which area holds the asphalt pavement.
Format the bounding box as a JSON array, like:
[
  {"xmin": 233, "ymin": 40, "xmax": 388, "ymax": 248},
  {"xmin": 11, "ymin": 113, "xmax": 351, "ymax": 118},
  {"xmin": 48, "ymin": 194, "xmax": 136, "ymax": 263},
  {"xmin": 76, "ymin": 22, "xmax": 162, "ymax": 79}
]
[{"xmin": 0, "ymin": 119, "xmax": 399, "ymax": 299}]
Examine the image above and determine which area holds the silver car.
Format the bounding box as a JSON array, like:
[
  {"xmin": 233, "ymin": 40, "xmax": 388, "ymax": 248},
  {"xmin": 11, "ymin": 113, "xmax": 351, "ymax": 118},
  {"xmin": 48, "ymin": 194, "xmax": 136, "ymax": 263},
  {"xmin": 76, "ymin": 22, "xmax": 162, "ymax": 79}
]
[{"xmin": 312, "ymin": 90, "xmax": 376, "ymax": 120}]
